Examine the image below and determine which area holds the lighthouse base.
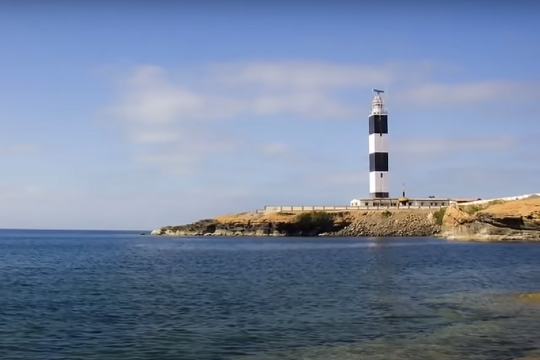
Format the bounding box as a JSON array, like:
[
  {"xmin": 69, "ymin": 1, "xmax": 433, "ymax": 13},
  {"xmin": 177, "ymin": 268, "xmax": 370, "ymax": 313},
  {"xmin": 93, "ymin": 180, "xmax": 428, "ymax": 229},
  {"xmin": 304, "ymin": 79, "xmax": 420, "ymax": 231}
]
[{"xmin": 371, "ymin": 192, "xmax": 389, "ymax": 198}]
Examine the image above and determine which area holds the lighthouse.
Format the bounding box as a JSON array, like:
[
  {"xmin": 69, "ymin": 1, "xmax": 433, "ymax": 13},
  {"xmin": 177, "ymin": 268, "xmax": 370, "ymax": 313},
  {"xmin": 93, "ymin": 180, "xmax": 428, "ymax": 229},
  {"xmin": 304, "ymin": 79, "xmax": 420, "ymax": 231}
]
[{"xmin": 369, "ymin": 89, "xmax": 389, "ymax": 198}]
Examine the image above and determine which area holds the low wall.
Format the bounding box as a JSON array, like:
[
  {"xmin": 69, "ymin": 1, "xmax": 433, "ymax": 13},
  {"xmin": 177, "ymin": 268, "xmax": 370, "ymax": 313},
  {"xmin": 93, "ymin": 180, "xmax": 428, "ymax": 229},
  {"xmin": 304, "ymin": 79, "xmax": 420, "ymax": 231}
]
[{"xmin": 262, "ymin": 203, "xmax": 448, "ymax": 213}]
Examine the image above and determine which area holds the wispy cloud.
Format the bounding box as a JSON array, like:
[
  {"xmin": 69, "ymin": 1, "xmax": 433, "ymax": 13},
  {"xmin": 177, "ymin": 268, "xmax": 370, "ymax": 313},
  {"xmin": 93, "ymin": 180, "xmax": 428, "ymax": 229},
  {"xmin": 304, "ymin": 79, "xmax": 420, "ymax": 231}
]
[
  {"xmin": 214, "ymin": 61, "xmax": 397, "ymax": 90},
  {"xmin": 0, "ymin": 144, "xmax": 38, "ymax": 157},
  {"xmin": 394, "ymin": 136, "xmax": 517, "ymax": 156},
  {"xmin": 107, "ymin": 61, "xmax": 536, "ymax": 176},
  {"xmin": 260, "ymin": 143, "xmax": 291, "ymax": 157},
  {"xmin": 111, "ymin": 65, "xmax": 234, "ymax": 124},
  {"xmin": 398, "ymin": 81, "xmax": 534, "ymax": 106},
  {"xmin": 111, "ymin": 63, "xmax": 383, "ymax": 123},
  {"xmin": 107, "ymin": 62, "xmax": 391, "ymax": 174},
  {"xmin": 0, "ymin": 184, "xmax": 42, "ymax": 201},
  {"xmin": 128, "ymin": 130, "xmax": 179, "ymax": 144}
]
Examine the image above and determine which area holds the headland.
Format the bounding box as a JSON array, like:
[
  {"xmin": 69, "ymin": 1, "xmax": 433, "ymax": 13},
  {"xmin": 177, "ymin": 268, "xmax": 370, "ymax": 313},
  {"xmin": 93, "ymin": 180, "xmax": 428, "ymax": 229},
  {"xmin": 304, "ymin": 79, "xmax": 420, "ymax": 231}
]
[{"xmin": 151, "ymin": 196, "xmax": 540, "ymax": 241}]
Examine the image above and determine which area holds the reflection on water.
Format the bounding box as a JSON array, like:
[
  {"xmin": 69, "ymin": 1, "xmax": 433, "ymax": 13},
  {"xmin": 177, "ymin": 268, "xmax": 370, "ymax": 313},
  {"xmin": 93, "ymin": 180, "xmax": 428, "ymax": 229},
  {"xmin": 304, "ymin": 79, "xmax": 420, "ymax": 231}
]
[{"xmin": 0, "ymin": 231, "xmax": 539, "ymax": 360}]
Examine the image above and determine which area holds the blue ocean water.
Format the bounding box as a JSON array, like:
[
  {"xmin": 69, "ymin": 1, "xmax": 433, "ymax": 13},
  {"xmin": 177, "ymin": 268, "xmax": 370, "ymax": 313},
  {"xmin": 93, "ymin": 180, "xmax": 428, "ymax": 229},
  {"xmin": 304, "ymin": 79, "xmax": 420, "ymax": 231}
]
[{"xmin": 0, "ymin": 230, "xmax": 539, "ymax": 360}]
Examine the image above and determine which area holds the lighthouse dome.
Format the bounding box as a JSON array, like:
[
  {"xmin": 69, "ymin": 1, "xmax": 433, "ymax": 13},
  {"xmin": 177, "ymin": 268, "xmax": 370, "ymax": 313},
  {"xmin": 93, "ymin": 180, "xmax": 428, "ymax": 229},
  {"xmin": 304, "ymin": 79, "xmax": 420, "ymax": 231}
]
[
  {"xmin": 372, "ymin": 95, "xmax": 383, "ymax": 106},
  {"xmin": 371, "ymin": 94, "xmax": 386, "ymax": 115}
]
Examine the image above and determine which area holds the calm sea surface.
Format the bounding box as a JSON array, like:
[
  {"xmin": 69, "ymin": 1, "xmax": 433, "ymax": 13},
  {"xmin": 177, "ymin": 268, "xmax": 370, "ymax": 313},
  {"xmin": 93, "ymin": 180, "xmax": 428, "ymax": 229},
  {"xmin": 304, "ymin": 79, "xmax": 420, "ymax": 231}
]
[{"xmin": 0, "ymin": 230, "xmax": 539, "ymax": 360}]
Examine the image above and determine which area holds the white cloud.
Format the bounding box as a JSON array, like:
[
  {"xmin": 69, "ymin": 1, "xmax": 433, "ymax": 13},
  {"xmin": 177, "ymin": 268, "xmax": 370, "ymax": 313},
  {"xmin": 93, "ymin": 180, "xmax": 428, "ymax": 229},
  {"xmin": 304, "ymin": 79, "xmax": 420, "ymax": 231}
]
[
  {"xmin": 214, "ymin": 61, "xmax": 396, "ymax": 90},
  {"xmin": 398, "ymin": 81, "xmax": 531, "ymax": 106},
  {"xmin": 249, "ymin": 91, "xmax": 356, "ymax": 118},
  {"xmin": 112, "ymin": 66, "xmax": 208, "ymax": 124},
  {"xmin": 107, "ymin": 62, "xmax": 536, "ymax": 177},
  {"xmin": 394, "ymin": 136, "xmax": 516, "ymax": 155},
  {"xmin": 136, "ymin": 152, "xmax": 198, "ymax": 176},
  {"xmin": 260, "ymin": 143, "xmax": 290, "ymax": 157},
  {"xmin": 0, "ymin": 144, "xmax": 37, "ymax": 157},
  {"xmin": 111, "ymin": 62, "xmax": 410, "ymax": 125},
  {"xmin": 129, "ymin": 130, "xmax": 179, "ymax": 144},
  {"xmin": 108, "ymin": 63, "xmax": 387, "ymax": 175}
]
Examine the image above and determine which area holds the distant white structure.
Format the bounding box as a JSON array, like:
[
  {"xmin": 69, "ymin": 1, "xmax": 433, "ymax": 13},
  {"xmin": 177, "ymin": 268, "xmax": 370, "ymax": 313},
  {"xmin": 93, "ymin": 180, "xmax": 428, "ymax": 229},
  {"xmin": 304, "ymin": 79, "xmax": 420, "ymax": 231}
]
[
  {"xmin": 460, "ymin": 193, "xmax": 540, "ymax": 205},
  {"xmin": 369, "ymin": 89, "xmax": 389, "ymax": 198}
]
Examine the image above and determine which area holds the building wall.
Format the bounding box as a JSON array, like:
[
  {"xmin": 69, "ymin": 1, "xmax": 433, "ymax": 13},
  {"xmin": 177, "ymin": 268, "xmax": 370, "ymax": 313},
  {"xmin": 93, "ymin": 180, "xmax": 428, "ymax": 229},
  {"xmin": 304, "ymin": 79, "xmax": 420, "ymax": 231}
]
[{"xmin": 263, "ymin": 199, "xmax": 451, "ymax": 213}]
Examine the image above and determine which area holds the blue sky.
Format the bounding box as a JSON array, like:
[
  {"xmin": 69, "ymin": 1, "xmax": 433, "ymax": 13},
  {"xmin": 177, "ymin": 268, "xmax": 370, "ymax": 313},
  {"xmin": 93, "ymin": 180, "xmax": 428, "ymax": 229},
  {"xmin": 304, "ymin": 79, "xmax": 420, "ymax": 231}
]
[{"xmin": 1, "ymin": 1, "xmax": 539, "ymax": 229}]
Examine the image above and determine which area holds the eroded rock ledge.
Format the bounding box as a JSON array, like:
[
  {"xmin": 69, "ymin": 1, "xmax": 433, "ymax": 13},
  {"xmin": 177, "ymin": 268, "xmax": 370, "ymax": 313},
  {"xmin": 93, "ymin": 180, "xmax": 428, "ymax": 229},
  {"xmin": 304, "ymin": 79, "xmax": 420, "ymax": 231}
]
[{"xmin": 440, "ymin": 197, "xmax": 540, "ymax": 241}]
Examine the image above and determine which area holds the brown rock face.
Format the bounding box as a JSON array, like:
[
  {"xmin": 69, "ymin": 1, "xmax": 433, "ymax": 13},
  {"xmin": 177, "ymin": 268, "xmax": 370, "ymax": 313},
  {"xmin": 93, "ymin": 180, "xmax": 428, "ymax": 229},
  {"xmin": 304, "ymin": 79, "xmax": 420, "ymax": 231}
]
[
  {"xmin": 151, "ymin": 209, "xmax": 442, "ymax": 237},
  {"xmin": 333, "ymin": 210, "xmax": 440, "ymax": 237},
  {"xmin": 441, "ymin": 198, "xmax": 540, "ymax": 241}
]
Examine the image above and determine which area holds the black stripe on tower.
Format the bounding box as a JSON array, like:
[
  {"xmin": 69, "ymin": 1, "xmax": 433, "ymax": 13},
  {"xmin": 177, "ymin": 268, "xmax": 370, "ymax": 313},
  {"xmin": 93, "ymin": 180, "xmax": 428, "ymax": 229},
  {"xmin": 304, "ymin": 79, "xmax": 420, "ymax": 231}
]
[
  {"xmin": 371, "ymin": 192, "xmax": 389, "ymax": 198},
  {"xmin": 369, "ymin": 115, "xmax": 388, "ymax": 134},
  {"xmin": 369, "ymin": 153, "xmax": 389, "ymax": 171}
]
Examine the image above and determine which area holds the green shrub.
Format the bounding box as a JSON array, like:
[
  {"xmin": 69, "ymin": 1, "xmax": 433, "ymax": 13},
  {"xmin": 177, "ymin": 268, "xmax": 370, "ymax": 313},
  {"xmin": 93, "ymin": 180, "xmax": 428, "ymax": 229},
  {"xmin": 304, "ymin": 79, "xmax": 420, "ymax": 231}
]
[
  {"xmin": 381, "ymin": 210, "xmax": 392, "ymax": 218},
  {"xmin": 433, "ymin": 208, "xmax": 446, "ymax": 225},
  {"xmin": 297, "ymin": 212, "xmax": 334, "ymax": 233}
]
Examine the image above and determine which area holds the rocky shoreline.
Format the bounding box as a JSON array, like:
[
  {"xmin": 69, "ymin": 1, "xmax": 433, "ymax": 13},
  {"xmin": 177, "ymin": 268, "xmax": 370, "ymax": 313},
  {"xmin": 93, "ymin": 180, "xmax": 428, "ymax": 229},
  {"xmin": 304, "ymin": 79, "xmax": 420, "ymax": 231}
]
[
  {"xmin": 151, "ymin": 197, "xmax": 540, "ymax": 241},
  {"xmin": 150, "ymin": 209, "xmax": 443, "ymax": 237}
]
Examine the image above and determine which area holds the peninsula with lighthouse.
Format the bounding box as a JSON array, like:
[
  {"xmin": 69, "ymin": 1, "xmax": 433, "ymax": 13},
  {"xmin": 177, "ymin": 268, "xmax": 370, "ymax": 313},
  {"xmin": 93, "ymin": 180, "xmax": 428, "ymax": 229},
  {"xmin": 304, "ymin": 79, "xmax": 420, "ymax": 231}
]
[{"xmin": 152, "ymin": 90, "xmax": 540, "ymax": 241}]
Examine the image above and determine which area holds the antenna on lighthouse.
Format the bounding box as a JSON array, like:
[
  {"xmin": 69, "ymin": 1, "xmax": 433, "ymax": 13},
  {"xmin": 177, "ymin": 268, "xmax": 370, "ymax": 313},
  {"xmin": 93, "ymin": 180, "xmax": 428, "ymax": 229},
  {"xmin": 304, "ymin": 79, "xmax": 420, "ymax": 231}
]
[{"xmin": 373, "ymin": 88, "xmax": 385, "ymax": 95}]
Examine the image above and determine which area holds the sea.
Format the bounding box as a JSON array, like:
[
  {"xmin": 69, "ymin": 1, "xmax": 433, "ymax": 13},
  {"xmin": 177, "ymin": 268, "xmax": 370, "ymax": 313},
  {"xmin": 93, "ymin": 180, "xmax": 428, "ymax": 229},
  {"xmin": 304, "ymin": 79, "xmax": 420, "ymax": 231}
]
[{"xmin": 0, "ymin": 230, "xmax": 539, "ymax": 360}]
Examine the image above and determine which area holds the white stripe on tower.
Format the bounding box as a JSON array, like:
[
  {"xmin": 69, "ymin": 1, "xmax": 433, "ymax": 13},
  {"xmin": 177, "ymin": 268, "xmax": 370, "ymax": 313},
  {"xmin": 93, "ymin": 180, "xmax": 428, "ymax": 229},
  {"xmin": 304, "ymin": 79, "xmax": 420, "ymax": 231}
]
[{"xmin": 369, "ymin": 89, "xmax": 389, "ymax": 198}]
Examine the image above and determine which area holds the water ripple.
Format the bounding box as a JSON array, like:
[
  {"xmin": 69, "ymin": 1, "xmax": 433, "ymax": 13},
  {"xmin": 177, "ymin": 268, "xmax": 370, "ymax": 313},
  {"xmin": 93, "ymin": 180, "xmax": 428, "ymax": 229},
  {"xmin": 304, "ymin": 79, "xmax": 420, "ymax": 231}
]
[{"xmin": 0, "ymin": 231, "xmax": 539, "ymax": 359}]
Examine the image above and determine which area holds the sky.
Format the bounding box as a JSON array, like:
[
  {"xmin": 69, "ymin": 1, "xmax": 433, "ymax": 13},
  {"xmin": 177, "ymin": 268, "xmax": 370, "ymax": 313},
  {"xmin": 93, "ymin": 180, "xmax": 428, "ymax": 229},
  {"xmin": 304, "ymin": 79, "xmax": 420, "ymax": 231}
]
[{"xmin": 0, "ymin": 0, "xmax": 539, "ymax": 230}]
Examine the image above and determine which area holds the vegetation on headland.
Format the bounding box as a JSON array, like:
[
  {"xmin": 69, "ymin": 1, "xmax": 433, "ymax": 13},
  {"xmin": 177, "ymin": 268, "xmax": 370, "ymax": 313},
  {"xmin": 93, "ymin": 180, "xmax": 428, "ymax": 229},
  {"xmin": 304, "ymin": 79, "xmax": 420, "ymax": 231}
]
[
  {"xmin": 433, "ymin": 208, "xmax": 447, "ymax": 226},
  {"xmin": 279, "ymin": 212, "xmax": 336, "ymax": 236}
]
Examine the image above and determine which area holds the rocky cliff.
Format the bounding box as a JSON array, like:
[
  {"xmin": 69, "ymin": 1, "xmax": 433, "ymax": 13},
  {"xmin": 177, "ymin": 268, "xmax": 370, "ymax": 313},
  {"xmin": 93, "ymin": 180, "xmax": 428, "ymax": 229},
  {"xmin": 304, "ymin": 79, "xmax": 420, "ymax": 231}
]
[
  {"xmin": 150, "ymin": 209, "xmax": 443, "ymax": 237},
  {"xmin": 441, "ymin": 197, "xmax": 540, "ymax": 241}
]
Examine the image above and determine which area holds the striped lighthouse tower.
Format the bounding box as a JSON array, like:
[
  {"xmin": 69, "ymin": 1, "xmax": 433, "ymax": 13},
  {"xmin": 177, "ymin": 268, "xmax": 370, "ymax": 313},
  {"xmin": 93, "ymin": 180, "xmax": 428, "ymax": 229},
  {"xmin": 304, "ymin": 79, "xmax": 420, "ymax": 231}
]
[{"xmin": 369, "ymin": 89, "xmax": 389, "ymax": 198}]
